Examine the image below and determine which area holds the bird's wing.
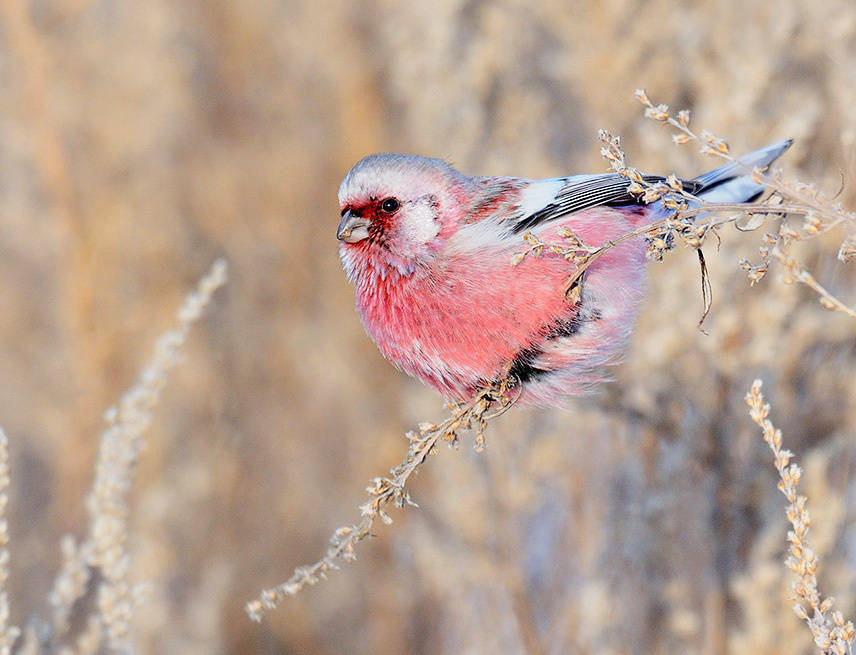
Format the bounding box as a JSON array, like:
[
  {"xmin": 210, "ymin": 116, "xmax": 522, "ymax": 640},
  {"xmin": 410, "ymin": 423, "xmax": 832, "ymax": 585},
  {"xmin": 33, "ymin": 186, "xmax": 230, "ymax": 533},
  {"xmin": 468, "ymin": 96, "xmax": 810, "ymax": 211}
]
[
  {"xmin": 505, "ymin": 140, "xmax": 792, "ymax": 234},
  {"xmin": 508, "ymin": 173, "xmax": 695, "ymax": 234}
]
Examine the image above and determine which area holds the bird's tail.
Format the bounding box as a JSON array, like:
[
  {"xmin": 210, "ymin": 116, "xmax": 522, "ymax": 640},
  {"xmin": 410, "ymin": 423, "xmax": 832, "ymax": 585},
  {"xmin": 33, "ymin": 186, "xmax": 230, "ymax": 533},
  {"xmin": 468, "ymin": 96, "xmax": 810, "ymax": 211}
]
[{"xmin": 690, "ymin": 139, "xmax": 793, "ymax": 204}]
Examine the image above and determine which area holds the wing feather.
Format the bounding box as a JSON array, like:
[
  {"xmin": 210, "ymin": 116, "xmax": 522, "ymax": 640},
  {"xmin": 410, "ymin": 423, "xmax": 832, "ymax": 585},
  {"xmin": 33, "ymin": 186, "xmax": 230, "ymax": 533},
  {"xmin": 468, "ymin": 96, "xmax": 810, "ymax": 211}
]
[{"xmin": 510, "ymin": 173, "xmax": 700, "ymax": 233}]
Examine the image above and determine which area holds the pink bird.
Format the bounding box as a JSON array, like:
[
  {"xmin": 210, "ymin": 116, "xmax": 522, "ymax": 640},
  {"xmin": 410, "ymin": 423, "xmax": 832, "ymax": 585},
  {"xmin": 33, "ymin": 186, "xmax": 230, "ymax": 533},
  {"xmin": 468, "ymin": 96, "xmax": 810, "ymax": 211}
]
[{"xmin": 337, "ymin": 141, "xmax": 791, "ymax": 406}]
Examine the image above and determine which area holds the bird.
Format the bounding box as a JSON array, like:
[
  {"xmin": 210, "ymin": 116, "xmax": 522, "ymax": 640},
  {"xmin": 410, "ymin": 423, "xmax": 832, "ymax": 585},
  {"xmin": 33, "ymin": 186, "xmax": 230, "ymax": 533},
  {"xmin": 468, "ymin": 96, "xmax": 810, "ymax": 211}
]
[{"xmin": 336, "ymin": 140, "xmax": 792, "ymax": 407}]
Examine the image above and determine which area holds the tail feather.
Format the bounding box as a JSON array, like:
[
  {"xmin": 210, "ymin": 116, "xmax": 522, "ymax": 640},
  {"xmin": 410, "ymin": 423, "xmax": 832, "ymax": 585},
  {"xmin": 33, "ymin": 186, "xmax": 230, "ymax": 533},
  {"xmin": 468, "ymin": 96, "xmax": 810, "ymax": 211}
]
[{"xmin": 692, "ymin": 139, "xmax": 792, "ymax": 204}]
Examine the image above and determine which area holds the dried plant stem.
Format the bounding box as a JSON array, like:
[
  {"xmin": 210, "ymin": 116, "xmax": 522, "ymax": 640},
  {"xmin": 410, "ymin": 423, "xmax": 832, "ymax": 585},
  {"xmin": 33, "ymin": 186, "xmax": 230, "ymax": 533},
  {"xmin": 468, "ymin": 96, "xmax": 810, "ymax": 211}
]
[
  {"xmin": 245, "ymin": 379, "xmax": 515, "ymax": 622},
  {"xmin": 0, "ymin": 430, "xmax": 20, "ymax": 655},
  {"xmin": 558, "ymin": 204, "xmax": 813, "ymax": 295},
  {"xmin": 774, "ymin": 250, "xmax": 856, "ymax": 318},
  {"xmin": 639, "ymin": 88, "xmax": 855, "ymax": 230},
  {"xmin": 48, "ymin": 260, "xmax": 228, "ymax": 651},
  {"xmin": 746, "ymin": 380, "xmax": 855, "ymax": 654},
  {"xmin": 629, "ymin": 89, "xmax": 856, "ymax": 319}
]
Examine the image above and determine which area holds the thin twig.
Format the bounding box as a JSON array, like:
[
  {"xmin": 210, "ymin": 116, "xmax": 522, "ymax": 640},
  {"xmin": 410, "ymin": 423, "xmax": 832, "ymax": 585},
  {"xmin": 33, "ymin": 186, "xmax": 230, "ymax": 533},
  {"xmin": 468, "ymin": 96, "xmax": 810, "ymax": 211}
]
[
  {"xmin": 558, "ymin": 204, "xmax": 818, "ymax": 296},
  {"xmin": 631, "ymin": 89, "xmax": 856, "ymax": 319},
  {"xmin": 245, "ymin": 378, "xmax": 517, "ymax": 622}
]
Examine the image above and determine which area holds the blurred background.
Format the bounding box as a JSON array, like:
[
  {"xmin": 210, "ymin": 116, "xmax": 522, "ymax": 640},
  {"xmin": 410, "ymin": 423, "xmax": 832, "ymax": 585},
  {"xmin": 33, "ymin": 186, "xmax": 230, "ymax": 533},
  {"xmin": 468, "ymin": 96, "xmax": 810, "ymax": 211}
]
[{"xmin": 0, "ymin": 0, "xmax": 855, "ymax": 652}]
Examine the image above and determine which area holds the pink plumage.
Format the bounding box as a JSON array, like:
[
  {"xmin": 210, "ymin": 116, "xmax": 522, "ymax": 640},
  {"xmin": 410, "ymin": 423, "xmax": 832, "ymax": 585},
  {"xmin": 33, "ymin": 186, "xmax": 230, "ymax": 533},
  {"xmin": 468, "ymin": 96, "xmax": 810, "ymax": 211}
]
[{"xmin": 337, "ymin": 143, "xmax": 791, "ymax": 406}]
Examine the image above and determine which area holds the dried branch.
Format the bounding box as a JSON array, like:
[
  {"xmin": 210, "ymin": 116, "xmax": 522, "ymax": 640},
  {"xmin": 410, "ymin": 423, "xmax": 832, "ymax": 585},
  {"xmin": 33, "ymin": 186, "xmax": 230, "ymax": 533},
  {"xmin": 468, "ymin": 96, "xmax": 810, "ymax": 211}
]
[
  {"xmin": 245, "ymin": 378, "xmax": 517, "ymax": 622},
  {"xmin": 633, "ymin": 89, "xmax": 856, "ymax": 318},
  {"xmin": 746, "ymin": 380, "xmax": 855, "ymax": 654}
]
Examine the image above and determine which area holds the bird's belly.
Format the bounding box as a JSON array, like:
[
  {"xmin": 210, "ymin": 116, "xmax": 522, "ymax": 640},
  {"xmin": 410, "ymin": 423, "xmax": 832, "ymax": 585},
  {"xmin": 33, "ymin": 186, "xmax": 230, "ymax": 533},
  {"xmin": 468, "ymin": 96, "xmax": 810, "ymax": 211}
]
[{"xmin": 357, "ymin": 253, "xmax": 576, "ymax": 400}]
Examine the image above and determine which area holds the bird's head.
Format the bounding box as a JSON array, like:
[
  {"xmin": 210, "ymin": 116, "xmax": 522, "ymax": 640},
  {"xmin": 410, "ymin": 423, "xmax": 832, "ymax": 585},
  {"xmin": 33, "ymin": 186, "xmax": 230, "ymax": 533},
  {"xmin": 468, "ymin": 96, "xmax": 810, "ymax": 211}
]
[{"xmin": 337, "ymin": 154, "xmax": 470, "ymax": 269}]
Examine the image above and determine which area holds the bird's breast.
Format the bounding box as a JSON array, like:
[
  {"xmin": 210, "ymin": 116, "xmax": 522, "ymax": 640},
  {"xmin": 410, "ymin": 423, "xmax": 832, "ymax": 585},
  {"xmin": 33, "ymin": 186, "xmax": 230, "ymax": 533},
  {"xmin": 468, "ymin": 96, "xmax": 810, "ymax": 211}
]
[{"xmin": 352, "ymin": 249, "xmax": 577, "ymax": 399}]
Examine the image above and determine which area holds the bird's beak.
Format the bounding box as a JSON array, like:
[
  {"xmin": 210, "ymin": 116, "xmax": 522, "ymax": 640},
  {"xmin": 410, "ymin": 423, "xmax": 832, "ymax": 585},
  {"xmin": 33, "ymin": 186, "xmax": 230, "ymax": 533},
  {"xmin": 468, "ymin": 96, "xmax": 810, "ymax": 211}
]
[{"xmin": 336, "ymin": 210, "xmax": 370, "ymax": 243}]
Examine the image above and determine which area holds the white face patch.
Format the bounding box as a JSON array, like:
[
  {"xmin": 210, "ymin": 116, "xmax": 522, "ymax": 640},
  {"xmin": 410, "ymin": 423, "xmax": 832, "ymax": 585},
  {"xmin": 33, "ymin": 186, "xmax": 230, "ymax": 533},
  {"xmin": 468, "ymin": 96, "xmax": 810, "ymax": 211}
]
[{"xmin": 397, "ymin": 198, "xmax": 440, "ymax": 246}]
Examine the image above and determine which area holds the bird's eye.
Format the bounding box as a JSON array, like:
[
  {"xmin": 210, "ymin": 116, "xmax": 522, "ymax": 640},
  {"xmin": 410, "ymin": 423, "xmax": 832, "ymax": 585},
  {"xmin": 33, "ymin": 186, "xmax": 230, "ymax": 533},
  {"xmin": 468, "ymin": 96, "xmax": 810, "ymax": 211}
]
[{"xmin": 380, "ymin": 197, "xmax": 400, "ymax": 213}]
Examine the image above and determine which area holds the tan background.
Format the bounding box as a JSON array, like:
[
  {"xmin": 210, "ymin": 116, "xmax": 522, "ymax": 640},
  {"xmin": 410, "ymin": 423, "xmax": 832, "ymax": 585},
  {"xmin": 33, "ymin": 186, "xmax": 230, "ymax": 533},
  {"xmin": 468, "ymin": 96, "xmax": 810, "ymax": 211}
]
[{"xmin": 0, "ymin": 0, "xmax": 855, "ymax": 652}]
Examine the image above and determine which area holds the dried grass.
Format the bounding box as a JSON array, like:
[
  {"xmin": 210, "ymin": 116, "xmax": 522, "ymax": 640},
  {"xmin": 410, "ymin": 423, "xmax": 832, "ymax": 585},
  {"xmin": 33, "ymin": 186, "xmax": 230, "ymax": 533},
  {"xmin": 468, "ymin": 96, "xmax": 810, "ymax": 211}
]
[{"xmin": 0, "ymin": 261, "xmax": 225, "ymax": 652}]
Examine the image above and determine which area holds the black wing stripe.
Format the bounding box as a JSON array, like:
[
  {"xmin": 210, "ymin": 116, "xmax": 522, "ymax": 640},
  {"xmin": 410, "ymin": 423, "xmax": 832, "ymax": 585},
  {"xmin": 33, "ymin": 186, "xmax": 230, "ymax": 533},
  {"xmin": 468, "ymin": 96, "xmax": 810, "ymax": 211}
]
[{"xmin": 510, "ymin": 174, "xmax": 705, "ymax": 233}]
